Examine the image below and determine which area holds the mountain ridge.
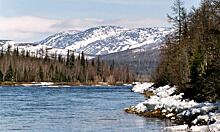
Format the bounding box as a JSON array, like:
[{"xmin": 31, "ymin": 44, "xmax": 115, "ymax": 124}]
[
  {"xmin": 0, "ymin": 26, "xmax": 172, "ymax": 58},
  {"xmin": 37, "ymin": 26, "xmax": 173, "ymax": 56}
]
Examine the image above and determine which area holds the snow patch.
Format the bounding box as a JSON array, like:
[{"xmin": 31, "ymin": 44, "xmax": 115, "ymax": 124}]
[{"xmin": 131, "ymin": 82, "xmax": 153, "ymax": 93}]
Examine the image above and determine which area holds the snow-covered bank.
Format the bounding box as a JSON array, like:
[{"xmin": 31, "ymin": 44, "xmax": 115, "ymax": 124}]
[
  {"xmin": 165, "ymin": 113, "xmax": 220, "ymax": 132},
  {"xmin": 125, "ymin": 83, "xmax": 220, "ymax": 131},
  {"xmin": 21, "ymin": 82, "xmax": 54, "ymax": 86},
  {"xmin": 132, "ymin": 82, "xmax": 154, "ymax": 93}
]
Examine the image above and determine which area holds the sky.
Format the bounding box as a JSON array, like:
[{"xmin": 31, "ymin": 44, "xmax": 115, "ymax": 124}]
[{"xmin": 0, "ymin": 0, "xmax": 201, "ymax": 42}]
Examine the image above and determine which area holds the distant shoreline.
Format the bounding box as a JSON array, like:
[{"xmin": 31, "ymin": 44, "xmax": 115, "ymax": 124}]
[{"xmin": 0, "ymin": 81, "xmax": 133, "ymax": 87}]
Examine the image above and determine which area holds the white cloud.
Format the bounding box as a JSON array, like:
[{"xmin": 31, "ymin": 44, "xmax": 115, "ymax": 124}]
[
  {"xmin": 54, "ymin": 17, "xmax": 170, "ymax": 30},
  {"xmin": 0, "ymin": 16, "xmax": 170, "ymax": 41},
  {"xmin": 93, "ymin": 0, "xmax": 153, "ymax": 5},
  {"xmin": 0, "ymin": 16, "xmax": 63, "ymax": 41},
  {"xmin": 105, "ymin": 18, "xmax": 170, "ymax": 28},
  {"xmin": 0, "ymin": 16, "xmax": 61, "ymax": 33}
]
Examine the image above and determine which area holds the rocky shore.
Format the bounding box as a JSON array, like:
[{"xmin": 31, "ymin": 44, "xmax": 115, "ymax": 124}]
[{"xmin": 125, "ymin": 83, "xmax": 220, "ymax": 131}]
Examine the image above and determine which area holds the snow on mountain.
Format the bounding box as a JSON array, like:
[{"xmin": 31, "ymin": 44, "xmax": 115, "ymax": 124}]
[
  {"xmin": 37, "ymin": 26, "xmax": 172, "ymax": 56},
  {"xmin": 37, "ymin": 30, "xmax": 80, "ymax": 48},
  {"xmin": 0, "ymin": 40, "xmax": 68, "ymax": 58},
  {"xmin": 38, "ymin": 26, "xmax": 125, "ymax": 50},
  {"xmin": 0, "ymin": 26, "xmax": 173, "ymax": 59}
]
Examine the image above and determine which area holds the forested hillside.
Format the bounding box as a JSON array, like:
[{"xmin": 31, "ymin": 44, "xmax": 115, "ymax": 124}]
[
  {"xmin": 0, "ymin": 46, "xmax": 135, "ymax": 84},
  {"xmin": 153, "ymin": 0, "xmax": 220, "ymax": 102}
]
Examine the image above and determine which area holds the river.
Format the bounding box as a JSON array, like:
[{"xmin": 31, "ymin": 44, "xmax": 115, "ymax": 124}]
[{"xmin": 0, "ymin": 86, "xmax": 169, "ymax": 132}]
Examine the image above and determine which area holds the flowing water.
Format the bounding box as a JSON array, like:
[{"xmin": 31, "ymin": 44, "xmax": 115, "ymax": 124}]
[{"xmin": 0, "ymin": 86, "xmax": 168, "ymax": 132}]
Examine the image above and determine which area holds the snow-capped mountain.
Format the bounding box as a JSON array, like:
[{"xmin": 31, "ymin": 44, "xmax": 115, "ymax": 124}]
[
  {"xmin": 0, "ymin": 26, "xmax": 172, "ymax": 59},
  {"xmin": 37, "ymin": 26, "xmax": 172, "ymax": 56}
]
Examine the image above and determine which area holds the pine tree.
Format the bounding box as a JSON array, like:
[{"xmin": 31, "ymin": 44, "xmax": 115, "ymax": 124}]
[
  {"xmin": 66, "ymin": 50, "xmax": 70, "ymax": 66},
  {"xmin": 81, "ymin": 52, "xmax": 85, "ymax": 67},
  {"xmin": 4, "ymin": 64, "xmax": 14, "ymax": 81},
  {"xmin": 44, "ymin": 49, "xmax": 49, "ymax": 62},
  {"xmin": 70, "ymin": 52, "xmax": 75, "ymax": 67},
  {"xmin": 26, "ymin": 51, "xmax": 30, "ymax": 57},
  {"xmin": 97, "ymin": 55, "xmax": 102, "ymax": 76},
  {"xmin": 0, "ymin": 70, "xmax": 3, "ymax": 82},
  {"xmin": 58, "ymin": 54, "xmax": 63, "ymax": 62},
  {"xmin": 0, "ymin": 48, "xmax": 3, "ymax": 57},
  {"xmin": 6, "ymin": 45, "xmax": 11, "ymax": 55}
]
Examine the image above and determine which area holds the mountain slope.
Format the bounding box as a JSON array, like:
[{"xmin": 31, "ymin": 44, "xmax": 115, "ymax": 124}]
[
  {"xmin": 1, "ymin": 26, "xmax": 172, "ymax": 57},
  {"xmin": 37, "ymin": 30, "xmax": 80, "ymax": 48},
  {"xmin": 38, "ymin": 26, "xmax": 124, "ymax": 50},
  {"xmin": 37, "ymin": 26, "xmax": 172, "ymax": 56},
  {"xmin": 99, "ymin": 45, "xmax": 162, "ymax": 75}
]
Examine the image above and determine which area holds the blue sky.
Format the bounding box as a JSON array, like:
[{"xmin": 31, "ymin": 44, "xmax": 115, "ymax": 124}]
[{"xmin": 0, "ymin": 0, "xmax": 201, "ymax": 41}]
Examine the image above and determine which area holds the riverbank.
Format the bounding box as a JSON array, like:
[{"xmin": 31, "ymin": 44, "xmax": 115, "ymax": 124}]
[{"xmin": 125, "ymin": 83, "xmax": 220, "ymax": 131}]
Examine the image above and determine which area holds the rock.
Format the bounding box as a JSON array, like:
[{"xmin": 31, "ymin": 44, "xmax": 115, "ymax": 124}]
[
  {"xmin": 143, "ymin": 90, "xmax": 154, "ymax": 98},
  {"xmin": 192, "ymin": 115, "xmax": 216, "ymax": 126},
  {"xmin": 124, "ymin": 103, "xmax": 148, "ymax": 114},
  {"xmin": 135, "ymin": 103, "xmax": 148, "ymax": 113},
  {"xmin": 142, "ymin": 109, "xmax": 165, "ymax": 118}
]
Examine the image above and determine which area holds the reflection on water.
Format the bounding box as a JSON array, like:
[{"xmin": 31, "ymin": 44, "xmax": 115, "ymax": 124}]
[{"xmin": 0, "ymin": 86, "xmax": 168, "ymax": 131}]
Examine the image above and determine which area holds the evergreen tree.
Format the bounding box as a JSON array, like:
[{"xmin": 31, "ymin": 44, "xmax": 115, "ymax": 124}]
[
  {"xmin": 0, "ymin": 48, "xmax": 3, "ymax": 57},
  {"xmin": 58, "ymin": 54, "xmax": 63, "ymax": 62},
  {"xmin": 44, "ymin": 49, "xmax": 49, "ymax": 62},
  {"xmin": 81, "ymin": 52, "xmax": 85, "ymax": 66},
  {"xmin": 6, "ymin": 45, "xmax": 11, "ymax": 55},
  {"xmin": 66, "ymin": 50, "xmax": 70, "ymax": 66},
  {"xmin": 4, "ymin": 64, "xmax": 14, "ymax": 81},
  {"xmin": 97, "ymin": 56, "xmax": 102, "ymax": 76},
  {"xmin": 70, "ymin": 52, "xmax": 75, "ymax": 67},
  {"xmin": 26, "ymin": 51, "xmax": 30, "ymax": 57},
  {"xmin": 0, "ymin": 70, "xmax": 3, "ymax": 82}
]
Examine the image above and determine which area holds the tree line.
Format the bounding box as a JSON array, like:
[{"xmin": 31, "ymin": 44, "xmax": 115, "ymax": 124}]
[
  {"xmin": 0, "ymin": 46, "xmax": 135, "ymax": 84},
  {"xmin": 153, "ymin": 0, "xmax": 220, "ymax": 102}
]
